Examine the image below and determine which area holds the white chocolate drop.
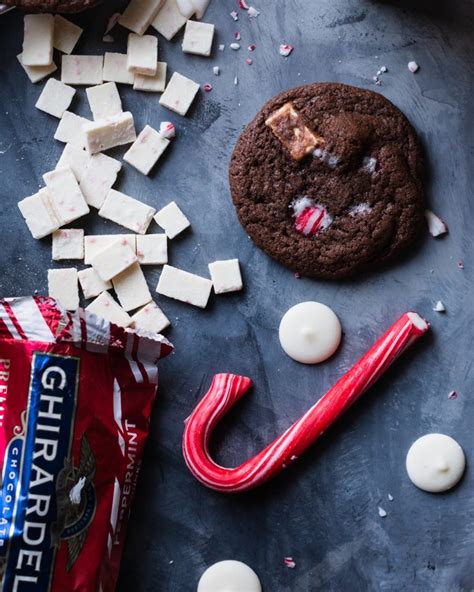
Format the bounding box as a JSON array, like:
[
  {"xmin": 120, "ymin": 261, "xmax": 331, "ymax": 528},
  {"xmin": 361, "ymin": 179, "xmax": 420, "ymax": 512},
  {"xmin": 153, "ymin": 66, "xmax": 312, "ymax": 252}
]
[
  {"xmin": 279, "ymin": 302, "xmax": 342, "ymax": 364},
  {"xmin": 406, "ymin": 433, "xmax": 465, "ymax": 493},
  {"xmin": 197, "ymin": 560, "xmax": 261, "ymax": 592}
]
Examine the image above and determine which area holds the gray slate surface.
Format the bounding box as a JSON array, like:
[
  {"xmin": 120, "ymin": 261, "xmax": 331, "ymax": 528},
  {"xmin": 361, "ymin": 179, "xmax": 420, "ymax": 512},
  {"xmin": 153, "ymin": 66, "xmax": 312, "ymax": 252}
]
[{"xmin": 0, "ymin": 1, "xmax": 473, "ymax": 590}]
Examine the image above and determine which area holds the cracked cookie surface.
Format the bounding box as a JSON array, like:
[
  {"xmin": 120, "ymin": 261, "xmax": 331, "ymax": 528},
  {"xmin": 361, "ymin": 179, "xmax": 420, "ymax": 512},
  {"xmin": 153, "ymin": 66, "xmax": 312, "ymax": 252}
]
[{"xmin": 229, "ymin": 82, "xmax": 424, "ymax": 279}]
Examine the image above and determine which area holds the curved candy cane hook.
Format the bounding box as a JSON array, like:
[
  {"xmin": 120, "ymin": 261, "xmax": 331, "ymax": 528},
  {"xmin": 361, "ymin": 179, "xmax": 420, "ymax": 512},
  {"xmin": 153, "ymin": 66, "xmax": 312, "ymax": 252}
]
[{"xmin": 183, "ymin": 312, "xmax": 429, "ymax": 493}]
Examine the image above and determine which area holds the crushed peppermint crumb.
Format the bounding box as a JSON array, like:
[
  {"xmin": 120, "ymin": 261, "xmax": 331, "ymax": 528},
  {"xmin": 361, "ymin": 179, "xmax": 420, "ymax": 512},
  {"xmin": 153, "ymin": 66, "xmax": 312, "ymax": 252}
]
[
  {"xmin": 230, "ymin": 10, "xmax": 238, "ymax": 20},
  {"xmin": 294, "ymin": 272, "xmax": 301, "ymax": 279},
  {"xmin": 246, "ymin": 58, "xmax": 253, "ymax": 65},
  {"xmin": 239, "ymin": 0, "xmax": 249, "ymax": 8},
  {"xmin": 408, "ymin": 61, "xmax": 419, "ymax": 73},
  {"xmin": 380, "ymin": 65, "xmax": 388, "ymax": 73},
  {"xmin": 279, "ymin": 44, "xmax": 294, "ymax": 57},
  {"xmin": 378, "ymin": 506, "xmax": 387, "ymax": 518},
  {"xmin": 248, "ymin": 43, "xmax": 256, "ymax": 51},
  {"xmin": 284, "ymin": 557, "xmax": 296, "ymax": 569},
  {"xmin": 433, "ymin": 301, "xmax": 446, "ymax": 312},
  {"xmin": 169, "ymin": 560, "xmax": 174, "ymax": 565},
  {"xmin": 248, "ymin": 6, "xmax": 260, "ymax": 17},
  {"xmin": 213, "ymin": 66, "xmax": 220, "ymax": 76},
  {"xmin": 234, "ymin": 31, "xmax": 241, "ymax": 40},
  {"xmin": 203, "ymin": 83, "xmax": 213, "ymax": 92},
  {"xmin": 448, "ymin": 390, "xmax": 458, "ymax": 400},
  {"xmin": 234, "ymin": 76, "xmax": 238, "ymax": 85},
  {"xmin": 104, "ymin": 12, "xmax": 120, "ymax": 35},
  {"xmin": 388, "ymin": 494, "xmax": 394, "ymax": 501},
  {"xmin": 159, "ymin": 121, "xmax": 176, "ymax": 140},
  {"xmin": 424, "ymin": 209, "xmax": 448, "ymax": 237},
  {"xmin": 219, "ymin": 44, "xmax": 225, "ymax": 51},
  {"xmin": 230, "ymin": 42, "xmax": 241, "ymax": 50}
]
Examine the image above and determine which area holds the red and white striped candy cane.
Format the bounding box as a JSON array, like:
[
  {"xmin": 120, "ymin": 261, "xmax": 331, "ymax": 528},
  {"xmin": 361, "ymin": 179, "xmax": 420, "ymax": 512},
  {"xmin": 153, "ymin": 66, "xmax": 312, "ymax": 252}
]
[{"xmin": 182, "ymin": 312, "xmax": 429, "ymax": 493}]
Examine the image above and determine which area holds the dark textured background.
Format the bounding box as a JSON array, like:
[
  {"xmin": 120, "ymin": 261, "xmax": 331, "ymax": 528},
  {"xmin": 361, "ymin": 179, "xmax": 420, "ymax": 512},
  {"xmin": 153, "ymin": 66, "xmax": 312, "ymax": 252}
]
[{"xmin": 0, "ymin": 1, "xmax": 473, "ymax": 590}]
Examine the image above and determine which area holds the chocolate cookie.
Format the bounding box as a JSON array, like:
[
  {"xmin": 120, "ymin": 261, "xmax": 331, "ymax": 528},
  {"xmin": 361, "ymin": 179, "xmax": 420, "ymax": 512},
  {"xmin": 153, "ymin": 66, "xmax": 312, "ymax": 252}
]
[{"xmin": 229, "ymin": 83, "xmax": 424, "ymax": 279}]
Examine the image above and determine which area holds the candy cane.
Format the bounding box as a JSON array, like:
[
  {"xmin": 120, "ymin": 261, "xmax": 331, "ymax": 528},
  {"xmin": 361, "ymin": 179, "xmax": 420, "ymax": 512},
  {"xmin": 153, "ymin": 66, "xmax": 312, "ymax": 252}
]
[{"xmin": 183, "ymin": 312, "xmax": 429, "ymax": 493}]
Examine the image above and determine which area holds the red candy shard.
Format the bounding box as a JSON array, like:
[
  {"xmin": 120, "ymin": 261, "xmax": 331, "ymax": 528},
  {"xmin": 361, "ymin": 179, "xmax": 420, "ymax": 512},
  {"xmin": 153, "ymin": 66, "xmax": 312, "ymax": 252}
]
[
  {"xmin": 424, "ymin": 209, "xmax": 448, "ymax": 237},
  {"xmin": 203, "ymin": 83, "xmax": 213, "ymax": 92},
  {"xmin": 279, "ymin": 44, "xmax": 294, "ymax": 56},
  {"xmin": 248, "ymin": 43, "xmax": 256, "ymax": 51},
  {"xmin": 239, "ymin": 0, "xmax": 249, "ymax": 8},
  {"xmin": 292, "ymin": 198, "xmax": 332, "ymax": 236}
]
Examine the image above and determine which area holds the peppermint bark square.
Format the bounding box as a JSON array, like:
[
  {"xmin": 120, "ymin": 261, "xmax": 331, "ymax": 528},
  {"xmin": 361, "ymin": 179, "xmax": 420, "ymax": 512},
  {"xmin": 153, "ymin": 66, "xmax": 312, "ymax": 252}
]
[
  {"xmin": 23, "ymin": 14, "xmax": 54, "ymax": 66},
  {"xmin": 103, "ymin": 53, "xmax": 135, "ymax": 85},
  {"xmin": 53, "ymin": 15, "xmax": 83, "ymax": 54},
  {"xmin": 136, "ymin": 234, "xmax": 168, "ymax": 264},
  {"xmin": 35, "ymin": 78, "xmax": 76, "ymax": 119},
  {"xmin": 133, "ymin": 62, "xmax": 167, "ymax": 92},
  {"xmin": 86, "ymin": 291, "xmax": 132, "ymax": 328},
  {"xmin": 127, "ymin": 34, "xmax": 158, "ymax": 75},
  {"xmin": 52, "ymin": 228, "xmax": 84, "ymax": 260},
  {"xmin": 18, "ymin": 188, "xmax": 59, "ymax": 239},
  {"xmin": 80, "ymin": 152, "xmax": 122, "ymax": 209},
  {"xmin": 56, "ymin": 144, "xmax": 91, "ymax": 184},
  {"xmin": 182, "ymin": 20, "xmax": 214, "ymax": 57},
  {"xmin": 153, "ymin": 201, "xmax": 189, "ymax": 238},
  {"xmin": 90, "ymin": 238, "xmax": 138, "ymax": 282},
  {"xmin": 159, "ymin": 72, "xmax": 199, "ymax": 116},
  {"xmin": 54, "ymin": 111, "xmax": 90, "ymax": 149},
  {"xmin": 86, "ymin": 82, "xmax": 123, "ymax": 120},
  {"xmin": 152, "ymin": 0, "xmax": 187, "ymax": 40},
  {"xmin": 208, "ymin": 259, "xmax": 243, "ymax": 294},
  {"xmin": 131, "ymin": 301, "xmax": 170, "ymax": 333},
  {"xmin": 99, "ymin": 189, "xmax": 155, "ymax": 234},
  {"xmin": 17, "ymin": 53, "xmax": 57, "ymax": 83},
  {"xmin": 83, "ymin": 112, "xmax": 136, "ymax": 154},
  {"xmin": 119, "ymin": 0, "xmax": 164, "ymax": 35},
  {"xmin": 123, "ymin": 125, "xmax": 169, "ymax": 175},
  {"xmin": 43, "ymin": 166, "xmax": 89, "ymax": 225},
  {"xmin": 61, "ymin": 55, "xmax": 104, "ymax": 86},
  {"xmin": 48, "ymin": 268, "xmax": 79, "ymax": 310},
  {"xmin": 112, "ymin": 262, "xmax": 152, "ymax": 311},
  {"xmin": 78, "ymin": 267, "xmax": 112, "ymax": 299},
  {"xmin": 84, "ymin": 234, "xmax": 136, "ymax": 265},
  {"xmin": 156, "ymin": 265, "xmax": 212, "ymax": 308}
]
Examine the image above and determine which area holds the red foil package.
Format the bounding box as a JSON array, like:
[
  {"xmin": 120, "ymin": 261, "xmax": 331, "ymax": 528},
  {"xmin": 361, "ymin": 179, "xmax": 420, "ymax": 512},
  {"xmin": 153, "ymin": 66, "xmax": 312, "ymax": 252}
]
[{"xmin": 0, "ymin": 297, "xmax": 172, "ymax": 592}]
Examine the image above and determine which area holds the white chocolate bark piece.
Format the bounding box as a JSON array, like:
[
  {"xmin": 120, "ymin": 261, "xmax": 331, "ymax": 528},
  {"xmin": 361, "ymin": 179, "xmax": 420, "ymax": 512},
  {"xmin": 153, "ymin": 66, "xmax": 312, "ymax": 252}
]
[
  {"xmin": 153, "ymin": 201, "xmax": 189, "ymax": 239},
  {"xmin": 103, "ymin": 52, "xmax": 135, "ymax": 85},
  {"xmin": 84, "ymin": 234, "xmax": 136, "ymax": 264},
  {"xmin": 159, "ymin": 72, "xmax": 199, "ymax": 116},
  {"xmin": 83, "ymin": 112, "xmax": 136, "ymax": 154},
  {"xmin": 176, "ymin": 0, "xmax": 194, "ymax": 18},
  {"xmin": 17, "ymin": 52, "xmax": 57, "ymax": 83},
  {"xmin": 182, "ymin": 20, "xmax": 214, "ymax": 57},
  {"xmin": 80, "ymin": 152, "xmax": 122, "ymax": 209},
  {"xmin": 136, "ymin": 234, "xmax": 167, "ymax": 264},
  {"xmin": 35, "ymin": 78, "xmax": 76, "ymax": 119},
  {"xmin": 118, "ymin": 0, "xmax": 164, "ymax": 35},
  {"xmin": 23, "ymin": 14, "xmax": 54, "ymax": 66},
  {"xmin": 53, "ymin": 15, "xmax": 83, "ymax": 54},
  {"xmin": 43, "ymin": 166, "xmax": 90, "ymax": 225},
  {"xmin": 61, "ymin": 55, "xmax": 104, "ymax": 85},
  {"xmin": 78, "ymin": 267, "xmax": 112, "ymax": 299},
  {"xmin": 90, "ymin": 238, "xmax": 138, "ymax": 282},
  {"xmin": 86, "ymin": 291, "xmax": 131, "ymax": 327},
  {"xmin": 192, "ymin": 0, "xmax": 210, "ymax": 19},
  {"xmin": 112, "ymin": 262, "xmax": 152, "ymax": 311},
  {"xmin": 56, "ymin": 143, "xmax": 91, "ymax": 184},
  {"xmin": 99, "ymin": 189, "xmax": 155, "ymax": 234},
  {"xmin": 208, "ymin": 259, "xmax": 243, "ymax": 294},
  {"xmin": 151, "ymin": 0, "xmax": 186, "ymax": 40},
  {"xmin": 131, "ymin": 301, "xmax": 170, "ymax": 333},
  {"xmin": 133, "ymin": 61, "xmax": 167, "ymax": 92},
  {"xmin": 54, "ymin": 111, "xmax": 90, "ymax": 149},
  {"xmin": 123, "ymin": 125, "xmax": 169, "ymax": 175},
  {"xmin": 48, "ymin": 268, "xmax": 79, "ymax": 310},
  {"xmin": 156, "ymin": 264, "xmax": 212, "ymax": 308},
  {"xmin": 86, "ymin": 82, "xmax": 123, "ymax": 121},
  {"xmin": 52, "ymin": 228, "xmax": 84, "ymax": 260},
  {"xmin": 18, "ymin": 188, "xmax": 59, "ymax": 239},
  {"xmin": 127, "ymin": 34, "xmax": 158, "ymax": 75}
]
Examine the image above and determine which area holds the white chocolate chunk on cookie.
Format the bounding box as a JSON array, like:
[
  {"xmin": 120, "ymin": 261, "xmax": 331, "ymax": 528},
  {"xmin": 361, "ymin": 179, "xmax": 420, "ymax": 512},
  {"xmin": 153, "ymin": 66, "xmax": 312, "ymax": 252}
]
[
  {"xmin": 53, "ymin": 15, "xmax": 83, "ymax": 54},
  {"xmin": 17, "ymin": 52, "xmax": 57, "ymax": 83},
  {"xmin": 18, "ymin": 188, "xmax": 60, "ymax": 239},
  {"xmin": 23, "ymin": 14, "xmax": 54, "ymax": 66},
  {"xmin": 123, "ymin": 125, "xmax": 169, "ymax": 175},
  {"xmin": 80, "ymin": 152, "xmax": 122, "ymax": 209},
  {"xmin": 208, "ymin": 259, "xmax": 243, "ymax": 294},
  {"xmin": 86, "ymin": 291, "xmax": 132, "ymax": 327},
  {"xmin": 112, "ymin": 262, "xmax": 152, "ymax": 311},
  {"xmin": 118, "ymin": 0, "xmax": 164, "ymax": 35},
  {"xmin": 52, "ymin": 228, "xmax": 84, "ymax": 260},
  {"xmin": 151, "ymin": 0, "xmax": 187, "ymax": 40},
  {"xmin": 103, "ymin": 52, "xmax": 135, "ymax": 85},
  {"xmin": 131, "ymin": 301, "xmax": 170, "ymax": 333},
  {"xmin": 86, "ymin": 82, "xmax": 123, "ymax": 120},
  {"xmin": 99, "ymin": 189, "xmax": 155, "ymax": 234},
  {"xmin": 136, "ymin": 234, "xmax": 167, "ymax": 264},
  {"xmin": 83, "ymin": 111, "xmax": 136, "ymax": 154},
  {"xmin": 48, "ymin": 268, "xmax": 79, "ymax": 310},
  {"xmin": 153, "ymin": 201, "xmax": 189, "ymax": 239},
  {"xmin": 78, "ymin": 267, "xmax": 112, "ymax": 299},
  {"xmin": 43, "ymin": 166, "xmax": 89, "ymax": 225},
  {"xmin": 61, "ymin": 55, "xmax": 104, "ymax": 85},
  {"xmin": 54, "ymin": 111, "xmax": 90, "ymax": 149},
  {"xmin": 156, "ymin": 265, "xmax": 212, "ymax": 308},
  {"xmin": 90, "ymin": 238, "xmax": 138, "ymax": 282},
  {"xmin": 84, "ymin": 234, "xmax": 136, "ymax": 264},
  {"xmin": 56, "ymin": 143, "xmax": 91, "ymax": 184},
  {"xmin": 133, "ymin": 61, "xmax": 167, "ymax": 92},
  {"xmin": 182, "ymin": 20, "xmax": 214, "ymax": 56},
  {"xmin": 35, "ymin": 78, "xmax": 76, "ymax": 119},
  {"xmin": 159, "ymin": 72, "xmax": 199, "ymax": 116},
  {"xmin": 127, "ymin": 33, "xmax": 158, "ymax": 75}
]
